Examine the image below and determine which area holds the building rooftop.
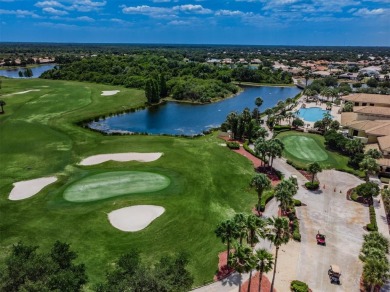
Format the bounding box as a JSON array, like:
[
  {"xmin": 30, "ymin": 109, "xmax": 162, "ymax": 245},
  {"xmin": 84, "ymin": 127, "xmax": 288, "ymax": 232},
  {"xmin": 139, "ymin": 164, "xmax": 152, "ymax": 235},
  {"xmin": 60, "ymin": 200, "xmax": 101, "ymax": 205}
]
[
  {"xmin": 378, "ymin": 135, "xmax": 390, "ymax": 152},
  {"xmin": 342, "ymin": 94, "xmax": 390, "ymax": 105},
  {"xmin": 355, "ymin": 106, "xmax": 390, "ymax": 117}
]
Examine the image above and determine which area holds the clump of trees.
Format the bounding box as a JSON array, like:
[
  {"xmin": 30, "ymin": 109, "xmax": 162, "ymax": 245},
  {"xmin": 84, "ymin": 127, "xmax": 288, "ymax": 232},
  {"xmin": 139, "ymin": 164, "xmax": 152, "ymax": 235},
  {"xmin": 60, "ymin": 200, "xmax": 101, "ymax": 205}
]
[
  {"xmin": 0, "ymin": 241, "xmax": 88, "ymax": 291},
  {"xmin": 232, "ymin": 66, "xmax": 292, "ymax": 84},
  {"xmin": 360, "ymin": 232, "xmax": 389, "ymax": 292},
  {"xmin": 96, "ymin": 249, "xmax": 193, "ymax": 292}
]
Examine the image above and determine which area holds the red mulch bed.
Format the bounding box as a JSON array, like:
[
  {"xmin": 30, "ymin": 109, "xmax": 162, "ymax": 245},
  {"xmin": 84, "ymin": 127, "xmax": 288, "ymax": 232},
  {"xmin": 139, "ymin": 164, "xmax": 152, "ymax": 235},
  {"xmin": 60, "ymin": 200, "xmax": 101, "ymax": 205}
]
[
  {"xmin": 252, "ymin": 207, "xmax": 262, "ymax": 217},
  {"xmin": 241, "ymin": 272, "xmax": 275, "ymax": 292},
  {"xmin": 298, "ymin": 170, "xmax": 311, "ymax": 181},
  {"xmin": 214, "ymin": 250, "xmax": 234, "ymax": 281}
]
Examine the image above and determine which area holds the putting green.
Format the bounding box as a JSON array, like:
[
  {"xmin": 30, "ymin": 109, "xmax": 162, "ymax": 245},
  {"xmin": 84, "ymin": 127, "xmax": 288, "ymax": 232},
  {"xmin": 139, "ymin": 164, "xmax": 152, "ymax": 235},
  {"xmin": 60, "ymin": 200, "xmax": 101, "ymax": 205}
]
[
  {"xmin": 64, "ymin": 171, "xmax": 170, "ymax": 202},
  {"xmin": 281, "ymin": 135, "xmax": 328, "ymax": 162}
]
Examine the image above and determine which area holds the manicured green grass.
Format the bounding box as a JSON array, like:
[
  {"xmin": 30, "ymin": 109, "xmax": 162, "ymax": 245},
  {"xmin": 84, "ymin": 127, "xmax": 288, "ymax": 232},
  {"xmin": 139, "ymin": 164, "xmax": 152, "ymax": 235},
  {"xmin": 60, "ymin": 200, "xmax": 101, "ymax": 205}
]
[
  {"xmin": 277, "ymin": 131, "xmax": 356, "ymax": 172},
  {"xmin": 64, "ymin": 171, "xmax": 171, "ymax": 202},
  {"xmin": 282, "ymin": 135, "xmax": 328, "ymax": 162},
  {"xmin": 0, "ymin": 78, "xmax": 257, "ymax": 288}
]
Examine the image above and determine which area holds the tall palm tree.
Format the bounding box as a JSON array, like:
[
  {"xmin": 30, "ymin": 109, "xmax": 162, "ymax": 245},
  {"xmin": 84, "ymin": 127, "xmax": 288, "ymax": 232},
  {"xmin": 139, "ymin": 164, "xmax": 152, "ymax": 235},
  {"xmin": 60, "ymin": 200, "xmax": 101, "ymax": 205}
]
[
  {"xmin": 359, "ymin": 156, "xmax": 380, "ymax": 182},
  {"xmin": 267, "ymin": 139, "xmax": 284, "ymax": 170},
  {"xmin": 274, "ymin": 180, "xmax": 295, "ymax": 214},
  {"xmin": 266, "ymin": 217, "xmax": 290, "ymax": 292},
  {"xmin": 254, "ymin": 137, "xmax": 269, "ymax": 167},
  {"xmin": 246, "ymin": 214, "xmax": 266, "ymax": 247},
  {"xmin": 255, "ymin": 249, "xmax": 274, "ymax": 292},
  {"xmin": 255, "ymin": 97, "xmax": 263, "ymax": 114},
  {"xmin": 251, "ymin": 174, "xmax": 271, "ymax": 214},
  {"xmin": 229, "ymin": 244, "xmax": 255, "ymax": 292},
  {"xmin": 256, "ymin": 127, "xmax": 269, "ymax": 139},
  {"xmin": 233, "ymin": 213, "xmax": 248, "ymax": 245},
  {"xmin": 215, "ymin": 219, "xmax": 239, "ymax": 267},
  {"xmin": 362, "ymin": 258, "xmax": 390, "ymax": 292},
  {"xmin": 308, "ymin": 162, "xmax": 322, "ymax": 184}
]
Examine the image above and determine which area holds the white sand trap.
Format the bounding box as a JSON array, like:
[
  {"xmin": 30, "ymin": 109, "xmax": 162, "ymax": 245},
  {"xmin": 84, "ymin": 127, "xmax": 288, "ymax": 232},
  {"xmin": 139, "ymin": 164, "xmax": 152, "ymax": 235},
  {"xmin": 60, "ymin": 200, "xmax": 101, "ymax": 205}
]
[
  {"xmin": 108, "ymin": 205, "xmax": 165, "ymax": 232},
  {"xmin": 79, "ymin": 152, "xmax": 163, "ymax": 166},
  {"xmin": 9, "ymin": 176, "xmax": 57, "ymax": 201},
  {"xmin": 6, "ymin": 89, "xmax": 41, "ymax": 96},
  {"xmin": 101, "ymin": 90, "xmax": 120, "ymax": 96}
]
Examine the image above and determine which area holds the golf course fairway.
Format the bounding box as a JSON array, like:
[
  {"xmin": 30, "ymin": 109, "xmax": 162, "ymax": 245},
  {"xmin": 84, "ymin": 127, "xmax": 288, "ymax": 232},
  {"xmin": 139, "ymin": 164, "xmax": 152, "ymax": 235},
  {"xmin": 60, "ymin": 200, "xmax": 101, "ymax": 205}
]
[{"xmin": 64, "ymin": 171, "xmax": 170, "ymax": 202}]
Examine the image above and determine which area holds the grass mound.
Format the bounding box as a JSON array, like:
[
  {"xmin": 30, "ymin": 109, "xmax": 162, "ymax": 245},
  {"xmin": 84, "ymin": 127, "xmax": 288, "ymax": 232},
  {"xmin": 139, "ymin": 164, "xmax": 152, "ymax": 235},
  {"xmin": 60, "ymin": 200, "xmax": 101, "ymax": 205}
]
[
  {"xmin": 281, "ymin": 135, "xmax": 328, "ymax": 162},
  {"xmin": 64, "ymin": 171, "xmax": 170, "ymax": 202}
]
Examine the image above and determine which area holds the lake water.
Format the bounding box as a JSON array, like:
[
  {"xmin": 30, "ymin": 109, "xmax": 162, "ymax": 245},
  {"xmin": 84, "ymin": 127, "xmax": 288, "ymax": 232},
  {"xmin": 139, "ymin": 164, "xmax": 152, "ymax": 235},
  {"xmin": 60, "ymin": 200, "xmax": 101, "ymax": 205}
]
[
  {"xmin": 89, "ymin": 86, "xmax": 301, "ymax": 136},
  {"xmin": 0, "ymin": 64, "xmax": 56, "ymax": 78}
]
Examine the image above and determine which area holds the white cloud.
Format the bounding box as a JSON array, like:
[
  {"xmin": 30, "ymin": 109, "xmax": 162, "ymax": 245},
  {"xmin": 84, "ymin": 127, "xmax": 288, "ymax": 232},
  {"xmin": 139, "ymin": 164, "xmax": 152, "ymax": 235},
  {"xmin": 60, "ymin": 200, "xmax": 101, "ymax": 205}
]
[
  {"xmin": 77, "ymin": 16, "xmax": 94, "ymax": 21},
  {"xmin": 168, "ymin": 20, "xmax": 191, "ymax": 25},
  {"xmin": 354, "ymin": 8, "xmax": 386, "ymax": 15},
  {"xmin": 173, "ymin": 4, "xmax": 212, "ymax": 14},
  {"xmin": 36, "ymin": 0, "xmax": 106, "ymax": 13},
  {"xmin": 43, "ymin": 7, "xmax": 68, "ymax": 15},
  {"xmin": 215, "ymin": 9, "xmax": 246, "ymax": 16},
  {"xmin": 0, "ymin": 9, "xmax": 39, "ymax": 17},
  {"xmin": 35, "ymin": 1, "xmax": 65, "ymax": 8}
]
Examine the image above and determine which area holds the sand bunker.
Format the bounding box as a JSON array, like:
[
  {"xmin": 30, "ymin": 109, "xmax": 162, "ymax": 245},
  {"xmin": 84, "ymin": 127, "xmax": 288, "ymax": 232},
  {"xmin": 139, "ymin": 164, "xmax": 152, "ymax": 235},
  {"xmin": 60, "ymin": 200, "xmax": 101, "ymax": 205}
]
[
  {"xmin": 108, "ymin": 205, "xmax": 165, "ymax": 232},
  {"xmin": 79, "ymin": 152, "xmax": 163, "ymax": 166},
  {"xmin": 101, "ymin": 90, "xmax": 120, "ymax": 96},
  {"xmin": 9, "ymin": 176, "xmax": 57, "ymax": 200},
  {"xmin": 6, "ymin": 89, "xmax": 41, "ymax": 96}
]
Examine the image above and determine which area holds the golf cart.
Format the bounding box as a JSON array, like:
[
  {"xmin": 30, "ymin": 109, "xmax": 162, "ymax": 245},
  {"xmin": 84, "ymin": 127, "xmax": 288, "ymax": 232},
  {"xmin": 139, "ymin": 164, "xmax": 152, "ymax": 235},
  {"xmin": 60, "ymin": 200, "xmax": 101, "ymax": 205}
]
[
  {"xmin": 316, "ymin": 231, "xmax": 326, "ymax": 245},
  {"xmin": 328, "ymin": 264, "xmax": 341, "ymax": 285}
]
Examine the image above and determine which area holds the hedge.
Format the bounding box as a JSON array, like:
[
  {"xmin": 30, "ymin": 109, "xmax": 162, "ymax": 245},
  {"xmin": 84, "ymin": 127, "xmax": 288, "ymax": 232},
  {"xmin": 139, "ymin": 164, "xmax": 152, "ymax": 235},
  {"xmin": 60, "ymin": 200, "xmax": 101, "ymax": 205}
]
[
  {"xmin": 292, "ymin": 219, "xmax": 301, "ymax": 242},
  {"xmin": 305, "ymin": 181, "xmax": 319, "ymax": 190},
  {"xmin": 290, "ymin": 280, "xmax": 309, "ymax": 292},
  {"xmin": 293, "ymin": 199, "xmax": 302, "ymax": 206},
  {"xmin": 366, "ymin": 206, "xmax": 378, "ymax": 232},
  {"xmin": 226, "ymin": 141, "xmax": 240, "ymax": 149},
  {"xmin": 258, "ymin": 190, "xmax": 275, "ymax": 212}
]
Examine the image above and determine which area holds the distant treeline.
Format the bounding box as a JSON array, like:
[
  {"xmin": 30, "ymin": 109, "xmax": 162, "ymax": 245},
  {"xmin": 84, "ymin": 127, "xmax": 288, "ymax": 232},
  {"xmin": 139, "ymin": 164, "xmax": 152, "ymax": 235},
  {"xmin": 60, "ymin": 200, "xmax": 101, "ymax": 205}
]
[{"xmin": 40, "ymin": 54, "xmax": 291, "ymax": 102}]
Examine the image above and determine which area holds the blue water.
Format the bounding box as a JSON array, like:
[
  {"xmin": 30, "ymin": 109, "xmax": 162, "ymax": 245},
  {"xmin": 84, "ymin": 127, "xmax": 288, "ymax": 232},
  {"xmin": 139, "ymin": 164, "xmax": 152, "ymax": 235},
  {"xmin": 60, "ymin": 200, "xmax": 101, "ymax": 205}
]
[
  {"xmin": 89, "ymin": 86, "xmax": 301, "ymax": 136},
  {"xmin": 296, "ymin": 107, "xmax": 330, "ymax": 122},
  {"xmin": 0, "ymin": 64, "xmax": 56, "ymax": 78}
]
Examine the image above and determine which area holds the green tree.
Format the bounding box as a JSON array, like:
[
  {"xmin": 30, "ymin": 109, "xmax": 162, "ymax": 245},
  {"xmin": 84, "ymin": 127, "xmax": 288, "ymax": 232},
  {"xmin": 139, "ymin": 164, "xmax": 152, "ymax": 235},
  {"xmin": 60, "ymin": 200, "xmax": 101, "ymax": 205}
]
[
  {"xmin": 292, "ymin": 118, "xmax": 304, "ymax": 128},
  {"xmin": 254, "ymin": 137, "xmax": 269, "ymax": 167},
  {"xmin": 250, "ymin": 173, "xmax": 271, "ymax": 214},
  {"xmin": 266, "ymin": 217, "xmax": 290, "ymax": 292},
  {"xmin": 255, "ymin": 97, "xmax": 263, "ymax": 120},
  {"xmin": 366, "ymin": 149, "xmax": 383, "ymax": 159},
  {"xmin": 343, "ymin": 101, "xmax": 354, "ymax": 112},
  {"xmin": 359, "ymin": 156, "xmax": 380, "ymax": 182},
  {"xmin": 246, "ymin": 214, "xmax": 266, "ymax": 247},
  {"xmin": 355, "ymin": 182, "xmax": 380, "ymax": 206},
  {"xmin": 0, "ymin": 241, "xmax": 87, "ymax": 292},
  {"xmin": 267, "ymin": 139, "xmax": 284, "ymax": 169},
  {"xmin": 362, "ymin": 258, "xmax": 390, "ymax": 292},
  {"xmin": 254, "ymin": 248, "xmax": 274, "ymax": 292},
  {"xmin": 228, "ymin": 244, "xmax": 255, "ymax": 292},
  {"xmin": 274, "ymin": 179, "xmax": 296, "ymax": 213},
  {"xmin": 233, "ymin": 213, "xmax": 248, "ymax": 245},
  {"xmin": 308, "ymin": 162, "xmax": 322, "ymax": 183},
  {"xmin": 345, "ymin": 139, "xmax": 364, "ymax": 156},
  {"xmin": 215, "ymin": 219, "xmax": 239, "ymax": 267},
  {"xmin": 159, "ymin": 74, "xmax": 168, "ymax": 98}
]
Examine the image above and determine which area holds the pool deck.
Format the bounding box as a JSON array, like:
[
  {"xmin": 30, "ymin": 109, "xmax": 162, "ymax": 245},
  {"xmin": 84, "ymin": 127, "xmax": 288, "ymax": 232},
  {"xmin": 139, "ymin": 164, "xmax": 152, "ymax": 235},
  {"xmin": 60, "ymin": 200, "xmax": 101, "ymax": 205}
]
[{"xmin": 289, "ymin": 95, "xmax": 342, "ymax": 129}]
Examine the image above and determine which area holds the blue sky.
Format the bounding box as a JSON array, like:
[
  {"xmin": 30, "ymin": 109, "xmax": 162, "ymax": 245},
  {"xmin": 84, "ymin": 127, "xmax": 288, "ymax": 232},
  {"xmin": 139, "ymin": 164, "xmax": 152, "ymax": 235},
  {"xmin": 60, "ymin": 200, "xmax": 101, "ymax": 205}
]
[{"xmin": 0, "ymin": 0, "xmax": 389, "ymax": 46}]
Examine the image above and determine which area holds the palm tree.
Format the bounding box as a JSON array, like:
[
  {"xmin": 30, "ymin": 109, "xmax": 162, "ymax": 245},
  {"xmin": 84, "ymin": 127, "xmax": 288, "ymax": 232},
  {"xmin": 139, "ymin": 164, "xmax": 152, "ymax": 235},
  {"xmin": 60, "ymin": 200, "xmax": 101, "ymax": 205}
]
[
  {"xmin": 362, "ymin": 258, "xmax": 390, "ymax": 292},
  {"xmin": 366, "ymin": 149, "xmax": 383, "ymax": 159},
  {"xmin": 255, "ymin": 249, "xmax": 274, "ymax": 292},
  {"xmin": 229, "ymin": 244, "xmax": 255, "ymax": 292},
  {"xmin": 256, "ymin": 127, "xmax": 269, "ymax": 139},
  {"xmin": 274, "ymin": 180, "xmax": 295, "ymax": 214},
  {"xmin": 0, "ymin": 100, "xmax": 5, "ymax": 114},
  {"xmin": 215, "ymin": 219, "xmax": 239, "ymax": 267},
  {"xmin": 266, "ymin": 217, "xmax": 290, "ymax": 292},
  {"xmin": 246, "ymin": 214, "xmax": 266, "ymax": 247},
  {"xmin": 267, "ymin": 139, "xmax": 284, "ymax": 170},
  {"xmin": 254, "ymin": 137, "xmax": 269, "ymax": 167},
  {"xmin": 359, "ymin": 156, "xmax": 380, "ymax": 182},
  {"xmin": 345, "ymin": 139, "xmax": 364, "ymax": 156},
  {"xmin": 251, "ymin": 174, "xmax": 271, "ymax": 214},
  {"xmin": 308, "ymin": 162, "xmax": 322, "ymax": 184},
  {"xmin": 362, "ymin": 232, "xmax": 389, "ymax": 254},
  {"xmin": 233, "ymin": 213, "xmax": 248, "ymax": 245}
]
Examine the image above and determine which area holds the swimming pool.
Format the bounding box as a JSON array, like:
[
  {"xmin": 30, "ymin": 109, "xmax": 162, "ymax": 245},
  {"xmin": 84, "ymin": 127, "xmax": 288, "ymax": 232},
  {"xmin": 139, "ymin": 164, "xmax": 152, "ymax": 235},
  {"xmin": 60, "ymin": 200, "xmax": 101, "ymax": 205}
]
[{"xmin": 296, "ymin": 107, "xmax": 331, "ymax": 122}]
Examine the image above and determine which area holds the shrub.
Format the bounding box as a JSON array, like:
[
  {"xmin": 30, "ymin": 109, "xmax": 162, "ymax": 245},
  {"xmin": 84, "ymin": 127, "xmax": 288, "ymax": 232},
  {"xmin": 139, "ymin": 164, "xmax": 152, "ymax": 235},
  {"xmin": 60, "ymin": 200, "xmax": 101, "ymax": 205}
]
[
  {"xmin": 275, "ymin": 170, "xmax": 284, "ymax": 180},
  {"xmin": 226, "ymin": 141, "xmax": 240, "ymax": 149},
  {"xmin": 351, "ymin": 192, "xmax": 359, "ymax": 202},
  {"xmin": 292, "ymin": 219, "xmax": 301, "ymax": 242},
  {"xmin": 290, "ymin": 280, "xmax": 309, "ymax": 292},
  {"xmin": 366, "ymin": 206, "xmax": 378, "ymax": 232},
  {"xmin": 294, "ymin": 199, "xmax": 302, "ymax": 206},
  {"xmin": 305, "ymin": 181, "xmax": 319, "ymax": 190},
  {"xmin": 259, "ymin": 190, "xmax": 275, "ymax": 212}
]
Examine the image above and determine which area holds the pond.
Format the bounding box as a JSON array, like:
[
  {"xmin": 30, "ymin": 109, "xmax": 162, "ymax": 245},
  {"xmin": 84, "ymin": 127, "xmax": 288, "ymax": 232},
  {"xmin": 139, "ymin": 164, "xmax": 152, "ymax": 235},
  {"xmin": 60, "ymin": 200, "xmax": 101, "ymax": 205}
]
[
  {"xmin": 89, "ymin": 86, "xmax": 301, "ymax": 136},
  {"xmin": 0, "ymin": 64, "xmax": 56, "ymax": 78}
]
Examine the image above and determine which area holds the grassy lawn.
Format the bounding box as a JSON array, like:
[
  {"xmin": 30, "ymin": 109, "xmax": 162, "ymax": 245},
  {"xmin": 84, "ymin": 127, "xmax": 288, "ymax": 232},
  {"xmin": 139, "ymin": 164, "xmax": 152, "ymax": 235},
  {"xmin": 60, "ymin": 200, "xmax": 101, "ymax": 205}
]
[
  {"xmin": 276, "ymin": 131, "xmax": 358, "ymax": 172},
  {"xmin": 0, "ymin": 78, "xmax": 257, "ymax": 288}
]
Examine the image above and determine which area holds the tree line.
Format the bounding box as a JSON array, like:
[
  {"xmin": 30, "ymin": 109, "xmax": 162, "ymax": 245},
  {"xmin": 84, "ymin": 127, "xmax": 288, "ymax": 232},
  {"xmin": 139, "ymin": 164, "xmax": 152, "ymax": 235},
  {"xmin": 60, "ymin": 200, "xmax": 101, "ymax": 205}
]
[{"xmin": 0, "ymin": 241, "xmax": 193, "ymax": 292}]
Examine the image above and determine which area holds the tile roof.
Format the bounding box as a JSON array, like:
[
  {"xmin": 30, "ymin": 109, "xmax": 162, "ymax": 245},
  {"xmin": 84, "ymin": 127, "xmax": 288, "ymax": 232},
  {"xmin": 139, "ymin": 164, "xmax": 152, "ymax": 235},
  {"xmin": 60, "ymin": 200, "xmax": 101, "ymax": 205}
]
[
  {"xmin": 342, "ymin": 94, "xmax": 390, "ymax": 105},
  {"xmin": 378, "ymin": 135, "xmax": 390, "ymax": 152}
]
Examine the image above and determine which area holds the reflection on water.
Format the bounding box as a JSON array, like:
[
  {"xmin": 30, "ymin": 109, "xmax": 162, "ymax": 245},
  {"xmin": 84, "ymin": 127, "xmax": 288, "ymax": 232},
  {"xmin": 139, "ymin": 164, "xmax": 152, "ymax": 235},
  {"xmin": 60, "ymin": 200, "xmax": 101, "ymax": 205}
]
[{"xmin": 89, "ymin": 86, "xmax": 301, "ymax": 136}]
